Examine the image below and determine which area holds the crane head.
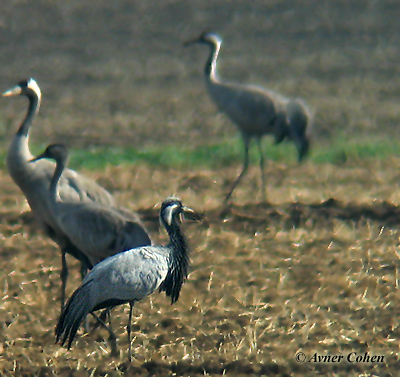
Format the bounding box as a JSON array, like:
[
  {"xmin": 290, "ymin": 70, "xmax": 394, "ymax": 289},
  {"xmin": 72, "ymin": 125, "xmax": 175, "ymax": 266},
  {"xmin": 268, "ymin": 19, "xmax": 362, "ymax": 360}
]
[
  {"xmin": 160, "ymin": 197, "xmax": 195, "ymax": 227},
  {"xmin": 183, "ymin": 31, "xmax": 222, "ymax": 47},
  {"xmin": 29, "ymin": 143, "xmax": 69, "ymax": 166},
  {"xmin": 3, "ymin": 78, "xmax": 41, "ymax": 100}
]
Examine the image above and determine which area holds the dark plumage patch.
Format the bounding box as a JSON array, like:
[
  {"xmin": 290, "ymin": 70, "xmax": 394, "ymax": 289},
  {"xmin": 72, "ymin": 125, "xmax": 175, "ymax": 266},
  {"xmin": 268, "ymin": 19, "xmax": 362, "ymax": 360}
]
[
  {"xmin": 93, "ymin": 298, "xmax": 130, "ymax": 311},
  {"xmin": 17, "ymin": 79, "xmax": 29, "ymax": 88}
]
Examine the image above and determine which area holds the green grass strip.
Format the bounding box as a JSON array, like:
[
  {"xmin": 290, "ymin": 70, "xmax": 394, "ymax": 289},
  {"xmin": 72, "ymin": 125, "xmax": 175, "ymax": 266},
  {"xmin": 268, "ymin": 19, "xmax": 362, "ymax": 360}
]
[{"xmin": 1, "ymin": 137, "xmax": 400, "ymax": 171}]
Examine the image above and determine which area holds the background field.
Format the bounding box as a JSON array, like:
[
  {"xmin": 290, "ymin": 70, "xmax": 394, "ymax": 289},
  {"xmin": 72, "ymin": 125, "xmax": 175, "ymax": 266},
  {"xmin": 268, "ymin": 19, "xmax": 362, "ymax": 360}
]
[{"xmin": 0, "ymin": 1, "xmax": 400, "ymax": 376}]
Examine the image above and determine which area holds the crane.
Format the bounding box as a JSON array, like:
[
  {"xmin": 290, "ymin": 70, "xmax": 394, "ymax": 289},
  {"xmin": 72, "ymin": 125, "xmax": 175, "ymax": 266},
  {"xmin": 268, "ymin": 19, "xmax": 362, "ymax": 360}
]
[
  {"xmin": 184, "ymin": 32, "xmax": 312, "ymax": 203},
  {"xmin": 30, "ymin": 144, "xmax": 152, "ymax": 268}
]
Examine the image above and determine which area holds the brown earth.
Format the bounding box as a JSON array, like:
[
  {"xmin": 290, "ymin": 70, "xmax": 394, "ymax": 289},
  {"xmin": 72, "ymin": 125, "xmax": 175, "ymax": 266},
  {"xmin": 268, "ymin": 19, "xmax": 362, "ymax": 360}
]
[{"xmin": 1, "ymin": 159, "xmax": 400, "ymax": 376}]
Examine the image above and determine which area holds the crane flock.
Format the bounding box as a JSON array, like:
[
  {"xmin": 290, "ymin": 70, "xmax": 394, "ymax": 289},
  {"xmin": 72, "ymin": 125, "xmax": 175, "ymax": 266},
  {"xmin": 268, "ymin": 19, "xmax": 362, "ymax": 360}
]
[
  {"xmin": 2, "ymin": 31, "xmax": 312, "ymax": 360},
  {"xmin": 3, "ymin": 79, "xmax": 119, "ymax": 309}
]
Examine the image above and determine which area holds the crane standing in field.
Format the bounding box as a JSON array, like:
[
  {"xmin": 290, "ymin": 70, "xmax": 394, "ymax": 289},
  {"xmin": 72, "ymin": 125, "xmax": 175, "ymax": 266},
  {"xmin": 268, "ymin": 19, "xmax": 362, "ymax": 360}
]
[
  {"xmin": 30, "ymin": 144, "xmax": 152, "ymax": 268},
  {"xmin": 184, "ymin": 32, "xmax": 312, "ymax": 203},
  {"xmin": 56, "ymin": 197, "xmax": 193, "ymax": 362},
  {"xmin": 30, "ymin": 143, "xmax": 153, "ymax": 354},
  {"xmin": 3, "ymin": 79, "xmax": 150, "ymax": 309}
]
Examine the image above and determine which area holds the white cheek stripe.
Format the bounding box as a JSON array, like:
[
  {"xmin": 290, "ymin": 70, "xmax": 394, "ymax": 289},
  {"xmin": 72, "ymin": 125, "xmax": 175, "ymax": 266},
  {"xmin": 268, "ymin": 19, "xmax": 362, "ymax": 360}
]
[
  {"xmin": 164, "ymin": 204, "xmax": 179, "ymax": 226},
  {"xmin": 28, "ymin": 79, "xmax": 42, "ymax": 102}
]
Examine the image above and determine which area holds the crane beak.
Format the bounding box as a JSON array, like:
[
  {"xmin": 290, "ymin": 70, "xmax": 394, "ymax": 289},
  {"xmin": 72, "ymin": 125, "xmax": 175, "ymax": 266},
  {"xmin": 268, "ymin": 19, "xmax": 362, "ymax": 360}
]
[
  {"xmin": 29, "ymin": 153, "xmax": 46, "ymax": 163},
  {"xmin": 3, "ymin": 86, "xmax": 22, "ymax": 97},
  {"xmin": 182, "ymin": 205, "xmax": 194, "ymax": 214},
  {"xmin": 183, "ymin": 37, "xmax": 200, "ymax": 47},
  {"xmin": 182, "ymin": 206, "xmax": 203, "ymax": 222}
]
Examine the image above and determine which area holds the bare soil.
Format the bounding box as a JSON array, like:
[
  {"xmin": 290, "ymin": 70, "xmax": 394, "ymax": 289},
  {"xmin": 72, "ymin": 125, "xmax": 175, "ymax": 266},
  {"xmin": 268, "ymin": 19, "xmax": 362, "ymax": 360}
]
[{"xmin": 1, "ymin": 160, "xmax": 400, "ymax": 376}]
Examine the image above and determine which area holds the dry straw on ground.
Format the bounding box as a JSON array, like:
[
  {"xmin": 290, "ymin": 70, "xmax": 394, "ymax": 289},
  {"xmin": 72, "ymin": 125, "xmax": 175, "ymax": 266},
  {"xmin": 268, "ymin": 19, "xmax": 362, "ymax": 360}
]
[{"xmin": 0, "ymin": 161, "xmax": 399, "ymax": 376}]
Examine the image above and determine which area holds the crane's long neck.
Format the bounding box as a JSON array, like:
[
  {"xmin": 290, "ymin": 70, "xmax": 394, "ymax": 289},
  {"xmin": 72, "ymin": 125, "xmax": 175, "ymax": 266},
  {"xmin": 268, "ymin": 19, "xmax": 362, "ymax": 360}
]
[
  {"xmin": 49, "ymin": 158, "xmax": 65, "ymax": 205},
  {"xmin": 7, "ymin": 93, "xmax": 41, "ymax": 180},
  {"xmin": 162, "ymin": 220, "xmax": 190, "ymax": 304},
  {"xmin": 204, "ymin": 40, "xmax": 221, "ymax": 83},
  {"xmin": 17, "ymin": 93, "xmax": 40, "ymax": 137}
]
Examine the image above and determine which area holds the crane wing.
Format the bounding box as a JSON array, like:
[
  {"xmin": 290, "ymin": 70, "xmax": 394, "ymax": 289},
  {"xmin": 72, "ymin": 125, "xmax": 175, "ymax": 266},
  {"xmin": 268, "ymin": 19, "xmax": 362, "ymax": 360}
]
[
  {"xmin": 86, "ymin": 247, "xmax": 170, "ymax": 306},
  {"xmin": 61, "ymin": 169, "xmax": 115, "ymax": 206},
  {"xmin": 56, "ymin": 203, "xmax": 151, "ymax": 266},
  {"xmin": 208, "ymin": 82, "xmax": 282, "ymax": 132}
]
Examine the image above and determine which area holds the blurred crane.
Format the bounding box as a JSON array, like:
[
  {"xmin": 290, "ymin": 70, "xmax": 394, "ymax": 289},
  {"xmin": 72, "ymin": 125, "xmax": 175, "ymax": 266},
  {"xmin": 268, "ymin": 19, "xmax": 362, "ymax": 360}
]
[
  {"xmin": 184, "ymin": 32, "xmax": 312, "ymax": 203},
  {"xmin": 55, "ymin": 197, "xmax": 193, "ymax": 361},
  {"xmin": 3, "ymin": 78, "xmax": 147, "ymax": 309},
  {"xmin": 30, "ymin": 144, "xmax": 152, "ymax": 268}
]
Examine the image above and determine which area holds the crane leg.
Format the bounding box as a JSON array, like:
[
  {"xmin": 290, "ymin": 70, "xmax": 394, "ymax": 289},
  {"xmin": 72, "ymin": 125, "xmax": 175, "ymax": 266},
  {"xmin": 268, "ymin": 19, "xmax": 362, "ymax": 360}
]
[
  {"xmin": 127, "ymin": 302, "xmax": 134, "ymax": 362},
  {"xmin": 60, "ymin": 250, "xmax": 68, "ymax": 311},
  {"xmin": 256, "ymin": 138, "xmax": 267, "ymax": 201},
  {"xmin": 224, "ymin": 139, "xmax": 250, "ymax": 203},
  {"xmin": 89, "ymin": 308, "xmax": 112, "ymax": 332},
  {"xmin": 79, "ymin": 263, "xmax": 91, "ymax": 332},
  {"xmin": 91, "ymin": 311, "xmax": 118, "ymax": 356}
]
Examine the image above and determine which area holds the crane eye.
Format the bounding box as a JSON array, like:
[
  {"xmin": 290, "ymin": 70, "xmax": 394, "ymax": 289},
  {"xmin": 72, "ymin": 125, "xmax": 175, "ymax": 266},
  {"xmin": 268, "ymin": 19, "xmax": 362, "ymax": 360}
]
[{"xmin": 18, "ymin": 80, "xmax": 29, "ymax": 88}]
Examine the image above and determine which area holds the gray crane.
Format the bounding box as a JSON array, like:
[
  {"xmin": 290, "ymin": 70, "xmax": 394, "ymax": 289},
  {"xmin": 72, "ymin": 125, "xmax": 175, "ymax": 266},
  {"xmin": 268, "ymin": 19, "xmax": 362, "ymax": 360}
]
[
  {"xmin": 184, "ymin": 32, "xmax": 312, "ymax": 203},
  {"xmin": 55, "ymin": 197, "xmax": 193, "ymax": 361},
  {"xmin": 2, "ymin": 78, "xmax": 142, "ymax": 308},
  {"xmin": 30, "ymin": 144, "xmax": 152, "ymax": 268}
]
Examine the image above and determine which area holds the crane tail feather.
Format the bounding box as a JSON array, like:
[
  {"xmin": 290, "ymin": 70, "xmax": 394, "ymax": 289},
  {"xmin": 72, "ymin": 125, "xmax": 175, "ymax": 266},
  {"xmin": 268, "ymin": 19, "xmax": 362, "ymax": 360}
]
[{"xmin": 55, "ymin": 280, "xmax": 93, "ymax": 348}]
